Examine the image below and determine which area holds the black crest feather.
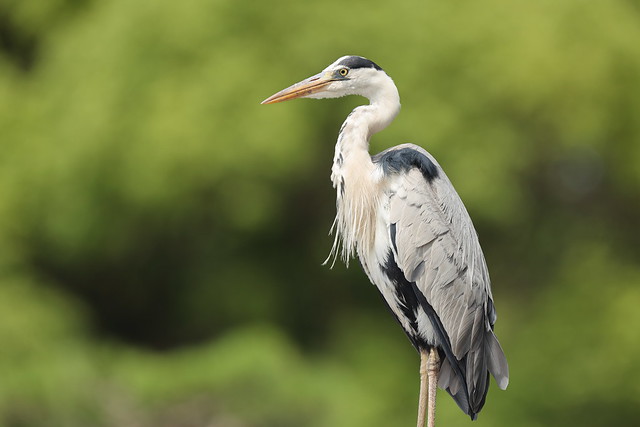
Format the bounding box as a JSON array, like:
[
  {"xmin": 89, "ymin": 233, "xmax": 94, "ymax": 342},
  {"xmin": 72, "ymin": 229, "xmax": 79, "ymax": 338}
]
[{"xmin": 338, "ymin": 56, "xmax": 383, "ymax": 71}]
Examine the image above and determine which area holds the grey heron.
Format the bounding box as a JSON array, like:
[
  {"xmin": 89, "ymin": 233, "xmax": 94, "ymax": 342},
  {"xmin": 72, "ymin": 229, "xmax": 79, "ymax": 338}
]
[{"xmin": 262, "ymin": 55, "xmax": 509, "ymax": 427}]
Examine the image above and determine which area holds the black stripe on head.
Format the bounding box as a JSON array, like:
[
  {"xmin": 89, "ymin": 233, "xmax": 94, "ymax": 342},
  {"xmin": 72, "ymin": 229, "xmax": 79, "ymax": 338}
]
[{"xmin": 338, "ymin": 56, "xmax": 383, "ymax": 71}]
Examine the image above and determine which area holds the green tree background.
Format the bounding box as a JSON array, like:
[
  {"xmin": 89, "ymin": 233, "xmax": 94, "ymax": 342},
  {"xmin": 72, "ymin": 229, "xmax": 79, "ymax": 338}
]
[{"xmin": 1, "ymin": 0, "xmax": 639, "ymax": 426}]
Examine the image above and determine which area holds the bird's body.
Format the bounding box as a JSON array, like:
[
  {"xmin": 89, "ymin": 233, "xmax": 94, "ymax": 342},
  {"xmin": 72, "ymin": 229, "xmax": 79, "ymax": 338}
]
[{"xmin": 263, "ymin": 55, "xmax": 508, "ymax": 426}]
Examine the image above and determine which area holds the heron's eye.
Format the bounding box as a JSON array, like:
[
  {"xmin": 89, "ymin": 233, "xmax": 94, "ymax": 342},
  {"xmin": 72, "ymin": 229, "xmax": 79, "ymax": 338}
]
[{"xmin": 339, "ymin": 68, "xmax": 349, "ymax": 77}]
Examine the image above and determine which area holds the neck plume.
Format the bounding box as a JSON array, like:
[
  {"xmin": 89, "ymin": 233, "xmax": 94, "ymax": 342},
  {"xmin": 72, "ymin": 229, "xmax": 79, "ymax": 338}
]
[{"xmin": 326, "ymin": 73, "xmax": 401, "ymax": 266}]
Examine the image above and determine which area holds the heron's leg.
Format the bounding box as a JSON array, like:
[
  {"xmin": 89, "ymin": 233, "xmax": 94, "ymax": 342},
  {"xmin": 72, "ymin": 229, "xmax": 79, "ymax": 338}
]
[
  {"xmin": 416, "ymin": 349, "xmax": 429, "ymax": 427},
  {"xmin": 426, "ymin": 348, "xmax": 440, "ymax": 427}
]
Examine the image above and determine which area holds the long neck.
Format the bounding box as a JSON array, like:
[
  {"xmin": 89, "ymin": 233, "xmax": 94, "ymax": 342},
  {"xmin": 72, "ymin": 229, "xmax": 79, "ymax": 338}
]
[
  {"xmin": 331, "ymin": 75, "xmax": 401, "ymax": 187},
  {"xmin": 327, "ymin": 76, "xmax": 401, "ymax": 263}
]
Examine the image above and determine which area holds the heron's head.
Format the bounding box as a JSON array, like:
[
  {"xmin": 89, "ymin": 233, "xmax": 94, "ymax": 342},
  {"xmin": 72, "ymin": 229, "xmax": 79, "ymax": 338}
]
[{"xmin": 262, "ymin": 55, "xmax": 393, "ymax": 105}]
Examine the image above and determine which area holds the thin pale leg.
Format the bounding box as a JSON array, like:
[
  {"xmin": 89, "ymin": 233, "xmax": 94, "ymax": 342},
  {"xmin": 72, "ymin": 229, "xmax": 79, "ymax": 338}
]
[
  {"xmin": 427, "ymin": 348, "xmax": 440, "ymax": 427},
  {"xmin": 416, "ymin": 350, "xmax": 429, "ymax": 427}
]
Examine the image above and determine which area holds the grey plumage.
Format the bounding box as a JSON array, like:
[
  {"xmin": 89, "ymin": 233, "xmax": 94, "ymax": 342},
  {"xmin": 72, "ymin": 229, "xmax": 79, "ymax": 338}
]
[
  {"xmin": 262, "ymin": 55, "xmax": 509, "ymax": 425},
  {"xmin": 371, "ymin": 144, "xmax": 508, "ymax": 417}
]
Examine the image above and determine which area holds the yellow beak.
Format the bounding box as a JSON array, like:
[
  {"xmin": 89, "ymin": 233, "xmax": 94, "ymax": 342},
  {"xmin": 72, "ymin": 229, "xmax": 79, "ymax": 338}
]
[{"xmin": 261, "ymin": 73, "xmax": 333, "ymax": 104}]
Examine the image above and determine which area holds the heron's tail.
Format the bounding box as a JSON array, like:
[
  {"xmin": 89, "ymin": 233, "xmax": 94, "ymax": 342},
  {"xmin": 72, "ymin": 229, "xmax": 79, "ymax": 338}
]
[
  {"xmin": 438, "ymin": 330, "xmax": 508, "ymax": 419},
  {"xmin": 486, "ymin": 330, "xmax": 509, "ymax": 391}
]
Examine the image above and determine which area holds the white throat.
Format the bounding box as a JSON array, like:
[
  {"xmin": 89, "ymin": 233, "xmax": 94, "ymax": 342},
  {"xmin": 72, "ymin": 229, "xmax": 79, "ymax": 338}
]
[{"xmin": 326, "ymin": 74, "xmax": 401, "ymax": 265}]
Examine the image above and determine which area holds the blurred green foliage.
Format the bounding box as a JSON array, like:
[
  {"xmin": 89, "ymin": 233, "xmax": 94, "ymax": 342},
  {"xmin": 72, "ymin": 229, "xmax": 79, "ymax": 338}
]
[{"xmin": 1, "ymin": 0, "xmax": 639, "ymax": 425}]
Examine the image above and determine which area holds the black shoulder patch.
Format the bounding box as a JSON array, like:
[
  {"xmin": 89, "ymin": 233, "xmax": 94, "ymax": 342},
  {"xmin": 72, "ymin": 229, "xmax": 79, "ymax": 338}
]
[
  {"xmin": 338, "ymin": 56, "xmax": 383, "ymax": 71},
  {"xmin": 374, "ymin": 147, "xmax": 440, "ymax": 182}
]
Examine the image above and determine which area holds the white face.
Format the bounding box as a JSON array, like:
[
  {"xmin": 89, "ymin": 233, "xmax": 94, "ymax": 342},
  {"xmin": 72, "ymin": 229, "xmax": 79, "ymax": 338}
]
[
  {"xmin": 303, "ymin": 57, "xmax": 388, "ymax": 100},
  {"xmin": 261, "ymin": 55, "xmax": 395, "ymax": 106}
]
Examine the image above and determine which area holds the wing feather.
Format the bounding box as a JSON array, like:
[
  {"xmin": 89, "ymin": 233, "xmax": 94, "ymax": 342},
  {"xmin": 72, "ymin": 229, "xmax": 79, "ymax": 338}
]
[{"xmin": 375, "ymin": 144, "xmax": 509, "ymax": 417}]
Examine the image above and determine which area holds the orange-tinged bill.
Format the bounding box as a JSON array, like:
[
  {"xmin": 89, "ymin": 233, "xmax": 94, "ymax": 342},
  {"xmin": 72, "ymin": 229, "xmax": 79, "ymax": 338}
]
[{"xmin": 261, "ymin": 73, "xmax": 332, "ymax": 104}]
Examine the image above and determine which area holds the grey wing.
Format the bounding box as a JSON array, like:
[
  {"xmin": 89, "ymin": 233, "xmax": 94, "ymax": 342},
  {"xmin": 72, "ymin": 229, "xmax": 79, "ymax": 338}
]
[{"xmin": 376, "ymin": 144, "xmax": 509, "ymax": 416}]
